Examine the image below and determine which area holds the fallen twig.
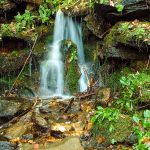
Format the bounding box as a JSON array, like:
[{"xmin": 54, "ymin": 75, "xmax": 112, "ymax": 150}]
[
  {"xmin": 76, "ymin": 92, "xmax": 95, "ymax": 99},
  {"xmin": 7, "ymin": 35, "xmax": 38, "ymax": 96}
]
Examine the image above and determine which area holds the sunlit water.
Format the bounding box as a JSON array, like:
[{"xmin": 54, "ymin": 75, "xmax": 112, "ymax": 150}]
[{"xmin": 39, "ymin": 10, "xmax": 87, "ymax": 98}]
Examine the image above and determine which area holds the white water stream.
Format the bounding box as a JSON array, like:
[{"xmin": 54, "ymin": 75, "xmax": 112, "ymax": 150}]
[{"xmin": 39, "ymin": 11, "xmax": 87, "ymax": 97}]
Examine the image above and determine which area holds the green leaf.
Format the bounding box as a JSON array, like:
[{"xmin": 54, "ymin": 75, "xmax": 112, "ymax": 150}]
[
  {"xmin": 116, "ymin": 4, "xmax": 124, "ymax": 12},
  {"xmin": 133, "ymin": 116, "xmax": 140, "ymax": 123},
  {"xmin": 111, "ymin": 139, "xmax": 116, "ymax": 144},
  {"xmin": 144, "ymin": 110, "xmax": 150, "ymax": 118},
  {"xmin": 109, "ymin": 124, "xmax": 115, "ymax": 132}
]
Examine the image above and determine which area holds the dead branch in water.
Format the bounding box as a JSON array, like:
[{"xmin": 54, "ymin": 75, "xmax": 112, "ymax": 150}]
[
  {"xmin": 7, "ymin": 35, "xmax": 38, "ymax": 96},
  {"xmin": 75, "ymin": 92, "xmax": 95, "ymax": 99}
]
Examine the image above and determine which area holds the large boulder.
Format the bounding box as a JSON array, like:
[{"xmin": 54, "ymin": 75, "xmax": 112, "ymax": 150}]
[
  {"xmin": 0, "ymin": 97, "xmax": 32, "ymax": 124},
  {"xmin": 102, "ymin": 21, "xmax": 150, "ymax": 59},
  {"xmin": 3, "ymin": 112, "xmax": 32, "ymax": 139},
  {"xmin": 92, "ymin": 114, "xmax": 134, "ymax": 146}
]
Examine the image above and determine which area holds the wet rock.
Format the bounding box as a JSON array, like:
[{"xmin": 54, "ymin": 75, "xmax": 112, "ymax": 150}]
[
  {"xmin": 95, "ymin": 0, "xmax": 150, "ymax": 24},
  {"xmin": 0, "ymin": 141, "xmax": 16, "ymax": 150},
  {"xmin": 94, "ymin": 88, "xmax": 111, "ymax": 107},
  {"xmin": 21, "ymin": 136, "xmax": 84, "ymax": 150},
  {"xmin": 62, "ymin": 40, "xmax": 80, "ymax": 94},
  {"xmin": 21, "ymin": 134, "xmax": 33, "ymax": 140},
  {"xmin": 0, "ymin": 97, "xmax": 32, "ymax": 124},
  {"xmin": 84, "ymin": 15, "xmax": 106, "ymax": 39},
  {"xmin": 39, "ymin": 105, "xmax": 52, "ymax": 114}
]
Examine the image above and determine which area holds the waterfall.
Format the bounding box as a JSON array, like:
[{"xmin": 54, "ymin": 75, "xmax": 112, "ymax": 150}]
[{"xmin": 39, "ymin": 11, "xmax": 87, "ymax": 97}]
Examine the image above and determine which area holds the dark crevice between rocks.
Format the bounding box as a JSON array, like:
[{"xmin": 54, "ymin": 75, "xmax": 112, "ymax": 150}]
[
  {"xmin": 0, "ymin": 116, "xmax": 13, "ymax": 125},
  {"xmin": 0, "ymin": 36, "xmax": 28, "ymax": 53},
  {"xmin": 0, "ymin": 2, "xmax": 27, "ymax": 23},
  {"xmin": 106, "ymin": 58, "xmax": 131, "ymax": 74},
  {"xmin": 117, "ymin": 43, "xmax": 150, "ymax": 53}
]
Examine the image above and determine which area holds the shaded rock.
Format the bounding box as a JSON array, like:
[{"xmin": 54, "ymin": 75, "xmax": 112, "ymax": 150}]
[
  {"xmin": 95, "ymin": 0, "xmax": 150, "ymax": 24},
  {"xmin": 0, "ymin": 0, "xmax": 16, "ymax": 13},
  {"xmin": 0, "ymin": 0, "xmax": 27, "ymax": 23},
  {"xmin": 39, "ymin": 105, "xmax": 52, "ymax": 114},
  {"xmin": 21, "ymin": 136, "xmax": 84, "ymax": 150},
  {"xmin": 13, "ymin": 0, "xmax": 43, "ymax": 5},
  {"xmin": 0, "ymin": 51, "xmax": 29, "ymax": 73},
  {"xmin": 18, "ymin": 87, "xmax": 35, "ymax": 98},
  {"xmin": 32, "ymin": 113, "xmax": 49, "ymax": 133},
  {"xmin": 84, "ymin": 15, "xmax": 105, "ymax": 39},
  {"xmin": 103, "ymin": 45, "xmax": 149, "ymax": 60},
  {"xmin": 0, "ymin": 141, "xmax": 16, "ymax": 150},
  {"xmin": 94, "ymin": 88, "xmax": 111, "ymax": 107},
  {"xmin": 0, "ymin": 97, "xmax": 32, "ymax": 124},
  {"xmin": 0, "ymin": 97, "xmax": 32, "ymax": 117},
  {"xmin": 102, "ymin": 21, "xmax": 150, "ymax": 59}
]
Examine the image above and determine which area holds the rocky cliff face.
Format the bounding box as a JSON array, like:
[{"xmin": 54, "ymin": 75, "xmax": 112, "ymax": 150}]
[{"xmin": 0, "ymin": 0, "xmax": 149, "ymax": 95}]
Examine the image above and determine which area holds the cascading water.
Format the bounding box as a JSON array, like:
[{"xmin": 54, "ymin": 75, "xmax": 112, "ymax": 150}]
[{"xmin": 39, "ymin": 10, "xmax": 87, "ymax": 97}]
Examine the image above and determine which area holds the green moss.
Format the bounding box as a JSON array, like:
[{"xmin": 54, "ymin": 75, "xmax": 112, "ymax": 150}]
[
  {"xmin": 103, "ymin": 21, "xmax": 150, "ymax": 49},
  {"xmin": 63, "ymin": 40, "xmax": 80, "ymax": 94},
  {"xmin": 93, "ymin": 114, "xmax": 133, "ymax": 145},
  {"xmin": 66, "ymin": 59, "xmax": 79, "ymax": 94}
]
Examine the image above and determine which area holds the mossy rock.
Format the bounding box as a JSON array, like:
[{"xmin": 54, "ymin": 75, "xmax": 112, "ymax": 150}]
[
  {"xmin": 62, "ymin": 40, "xmax": 80, "ymax": 94},
  {"xmin": 0, "ymin": 20, "xmax": 54, "ymax": 44},
  {"xmin": 103, "ymin": 21, "xmax": 150, "ymax": 51},
  {"xmin": 93, "ymin": 114, "xmax": 133, "ymax": 146}
]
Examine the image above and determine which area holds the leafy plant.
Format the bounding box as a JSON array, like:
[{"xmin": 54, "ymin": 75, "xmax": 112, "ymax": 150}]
[
  {"xmin": 133, "ymin": 27, "xmax": 146, "ymax": 45},
  {"xmin": 1, "ymin": 24, "xmax": 11, "ymax": 34},
  {"xmin": 39, "ymin": 4, "xmax": 51, "ymax": 24},
  {"xmin": 15, "ymin": 10, "xmax": 36, "ymax": 32},
  {"xmin": 91, "ymin": 106, "xmax": 120, "ymax": 136},
  {"xmin": 115, "ymin": 4, "xmax": 124, "ymax": 12},
  {"xmin": 133, "ymin": 110, "xmax": 150, "ymax": 149},
  {"xmin": 116, "ymin": 72, "xmax": 150, "ymax": 113},
  {"xmin": 69, "ymin": 48, "xmax": 77, "ymax": 62}
]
